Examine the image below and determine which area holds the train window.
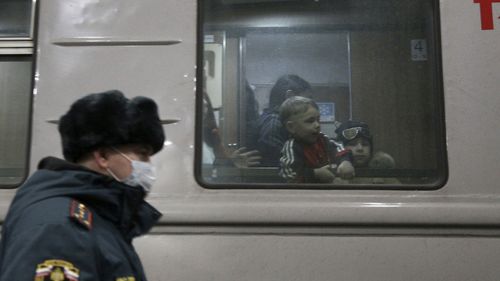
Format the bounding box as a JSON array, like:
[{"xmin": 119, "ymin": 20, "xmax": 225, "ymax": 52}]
[
  {"xmin": 0, "ymin": 0, "xmax": 34, "ymax": 38},
  {"xmin": 196, "ymin": 0, "xmax": 447, "ymax": 189},
  {"xmin": 0, "ymin": 0, "xmax": 35, "ymax": 188}
]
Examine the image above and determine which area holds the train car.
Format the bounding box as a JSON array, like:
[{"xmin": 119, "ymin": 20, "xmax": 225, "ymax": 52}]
[{"xmin": 1, "ymin": 0, "xmax": 500, "ymax": 280}]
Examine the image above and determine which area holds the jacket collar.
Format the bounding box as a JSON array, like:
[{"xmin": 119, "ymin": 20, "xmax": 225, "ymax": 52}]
[{"xmin": 28, "ymin": 157, "xmax": 162, "ymax": 239}]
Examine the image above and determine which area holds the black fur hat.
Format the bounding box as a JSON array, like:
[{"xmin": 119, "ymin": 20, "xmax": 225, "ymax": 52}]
[{"xmin": 58, "ymin": 90, "xmax": 165, "ymax": 162}]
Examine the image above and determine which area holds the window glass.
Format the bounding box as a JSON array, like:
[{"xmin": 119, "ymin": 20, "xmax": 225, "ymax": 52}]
[
  {"xmin": 0, "ymin": 0, "xmax": 33, "ymax": 38},
  {"xmin": 197, "ymin": 0, "xmax": 446, "ymax": 189},
  {"xmin": 0, "ymin": 0, "xmax": 34, "ymax": 188},
  {"xmin": 0, "ymin": 56, "xmax": 32, "ymax": 187}
]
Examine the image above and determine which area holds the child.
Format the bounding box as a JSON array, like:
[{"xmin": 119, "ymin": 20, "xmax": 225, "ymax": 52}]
[
  {"xmin": 335, "ymin": 120, "xmax": 395, "ymax": 168},
  {"xmin": 256, "ymin": 74, "xmax": 313, "ymax": 166},
  {"xmin": 334, "ymin": 120, "xmax": 399, "ymax": 184},
  {"xmin": 335, "ymin": 120, "xmax": 373, "ymax": 167},
  {"xmin": 279, "ymin": 96, "xmax": 354, "ymax": 183}
]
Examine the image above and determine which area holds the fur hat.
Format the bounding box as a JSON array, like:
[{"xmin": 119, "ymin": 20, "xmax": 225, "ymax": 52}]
[
  {"xmin": 335, "ymin": 120, "xmax": 372, "ymax": 145},
  {"xmin": 58, "ymin": 90, "xmax": 165, "ymax": 162}
]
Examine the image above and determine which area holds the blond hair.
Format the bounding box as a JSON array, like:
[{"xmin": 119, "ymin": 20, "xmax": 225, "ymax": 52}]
[{"xmin": 279, "ymin": 96, "xmax": 318, "ymax": 124}]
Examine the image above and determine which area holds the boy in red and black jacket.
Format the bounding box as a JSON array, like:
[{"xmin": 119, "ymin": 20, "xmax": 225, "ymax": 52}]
[{"xmin": 279, "ymin": 96, "xmax": 354, "ymax": 183}]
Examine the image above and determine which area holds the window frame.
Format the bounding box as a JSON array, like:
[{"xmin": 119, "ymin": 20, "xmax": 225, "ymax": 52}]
[
  {"xmin": 0, "ymin": 0, "xmax": 37, "ymax": 189},
  {"xmin": 195, "ymin": 0, "xmax": 448, "ymax": 190}
]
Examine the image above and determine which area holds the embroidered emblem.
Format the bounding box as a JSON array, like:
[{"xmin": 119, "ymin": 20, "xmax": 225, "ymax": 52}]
[
  {"xmin": 35, "ymin": 259, "xmax": 80, "ymax": 281},
  {"xmin": 116, "ymin": 277, "xmax": 136, "ymax": 281},
  {"xmin": 69, "ymin": 200, "xmax": 93, "ymax": 230}
]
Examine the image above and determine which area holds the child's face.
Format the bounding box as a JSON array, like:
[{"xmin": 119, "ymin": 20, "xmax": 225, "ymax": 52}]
[
  {"xmin": 286, "ymin": 105, "xmax": 321, "ymax": 144},
  {"xmin": 345, "ymin": 138, "xmax": 371, "ymax": 166}
]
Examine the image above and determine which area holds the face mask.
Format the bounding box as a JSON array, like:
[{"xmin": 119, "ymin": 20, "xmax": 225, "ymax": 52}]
[{"xmin": 107, "ymin": 148, "xmax": 157, "ymax": 194}]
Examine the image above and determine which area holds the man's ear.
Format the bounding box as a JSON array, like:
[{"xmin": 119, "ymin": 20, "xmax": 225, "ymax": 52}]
[
  {"xmin": 92, "ymin": 149, "xmax": 110, "ymax": 169},
  {"xmin": 285, "ymin": 120, "xmax": 296, "ymax": 135}
]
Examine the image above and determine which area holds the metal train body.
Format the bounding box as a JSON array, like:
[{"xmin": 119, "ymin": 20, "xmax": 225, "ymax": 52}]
[{"xmin": 1, "ymin": 0, "xmax": 500, "ymax": 280}]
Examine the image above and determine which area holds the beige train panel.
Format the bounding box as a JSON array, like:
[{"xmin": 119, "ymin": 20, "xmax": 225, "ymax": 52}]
[
  {"xmin": 2, "ymin": 0, "xmax": 497, "ymax": 228},
  {"xmin": 2, "ymin": 0, "xmax": 500, "ymax": 232},
  {"xmin": 31, "ymin": 0, "xmax": 198, "ymax": 197},
  {"xmin": 441, "ymin": 0, "xmax": 500, "ymax": 193},
  {"xmin": 135, "ymin": 234, "xmax": 500, "ymax": 281}
]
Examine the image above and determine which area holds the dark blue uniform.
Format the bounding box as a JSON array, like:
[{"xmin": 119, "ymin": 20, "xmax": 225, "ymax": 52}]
[{"xmin": 0, "ymin": 157, "xmax": 161, "ymax": 281}]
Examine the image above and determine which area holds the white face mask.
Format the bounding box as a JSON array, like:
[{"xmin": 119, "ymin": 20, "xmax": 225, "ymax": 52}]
[{"xmin": 107, "ymin": 148, "xmax": 157, "ymax": 194}]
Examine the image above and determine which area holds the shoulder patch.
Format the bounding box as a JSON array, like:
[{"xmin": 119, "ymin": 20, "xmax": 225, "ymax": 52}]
[
  {"xmin": 35, "ymin": 259, "xmax": 80, "ymax": 281},
  {"xmin": 69, "ymin": 200, "xmax": 93, "ymax": 230}
]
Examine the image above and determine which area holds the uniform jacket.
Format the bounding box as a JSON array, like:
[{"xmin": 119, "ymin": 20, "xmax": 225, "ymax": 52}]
[{"xmin": 0, "ymin": 157, "xmax": 162, "ymax": 281}]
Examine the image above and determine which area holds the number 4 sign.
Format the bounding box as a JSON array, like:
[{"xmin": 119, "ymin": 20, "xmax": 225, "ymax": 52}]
[
  {"xmin": 411, "ymin": 39, "xmax": 427, "ymax": 61},
  {"xmin": 474, "ymin": 0, "xmax": 500, "ymax": 30}
]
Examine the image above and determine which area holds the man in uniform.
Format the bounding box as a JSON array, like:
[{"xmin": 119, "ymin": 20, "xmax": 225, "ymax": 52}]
[{"xmin": 0, "ymin": 90, "xmax": 165, "ymax": 280}]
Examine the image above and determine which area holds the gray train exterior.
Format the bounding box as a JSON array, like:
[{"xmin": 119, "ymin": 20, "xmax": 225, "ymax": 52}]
[{"xmin": 1, "ymin": 0, "xmax": 500, "ymax": 280}]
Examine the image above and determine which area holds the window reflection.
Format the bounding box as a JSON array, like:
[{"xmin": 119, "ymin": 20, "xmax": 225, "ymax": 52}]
[
  {"xmin": 199, "ymin": 0, "xmax": 446, "ymax": 188},
  {"xmin": 0, "ymin": 56, "xmax": 32, "ymax": 186},
  {"xmin": 0, "ymin": 0, "xmax": 34, "ymax": 188},
  {"xmin": 0, "ymin": 0, "xmax": 33, "ymax": 38}
]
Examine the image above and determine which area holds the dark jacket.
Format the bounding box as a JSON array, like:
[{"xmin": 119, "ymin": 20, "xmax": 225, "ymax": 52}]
[
  {"xmin": 0, "ymin": 157, "xmax": 161, "ymax": 281},
  {"xmin": 256, "ymin": 109, "xmax": 289, "ymax": 166}
]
